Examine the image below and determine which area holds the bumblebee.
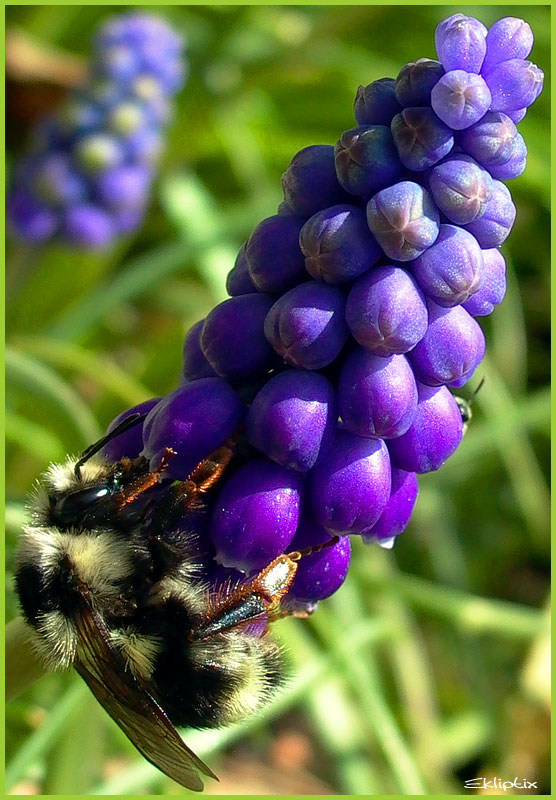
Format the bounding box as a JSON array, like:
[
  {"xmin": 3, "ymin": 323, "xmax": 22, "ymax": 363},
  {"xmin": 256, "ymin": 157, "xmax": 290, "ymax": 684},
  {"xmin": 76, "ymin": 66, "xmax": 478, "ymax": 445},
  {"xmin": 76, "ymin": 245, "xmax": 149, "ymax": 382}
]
[{"xmin": 15, "ymin": 414, "xmax": 335, "ymax": 791}]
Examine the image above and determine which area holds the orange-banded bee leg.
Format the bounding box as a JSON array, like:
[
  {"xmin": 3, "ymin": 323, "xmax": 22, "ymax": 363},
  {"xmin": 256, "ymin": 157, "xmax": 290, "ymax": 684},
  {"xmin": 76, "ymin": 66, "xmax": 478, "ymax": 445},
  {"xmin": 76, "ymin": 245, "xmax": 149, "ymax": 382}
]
[{"xmin": 113, "ymin": 447, "xmax": 176, "ymax": 511}]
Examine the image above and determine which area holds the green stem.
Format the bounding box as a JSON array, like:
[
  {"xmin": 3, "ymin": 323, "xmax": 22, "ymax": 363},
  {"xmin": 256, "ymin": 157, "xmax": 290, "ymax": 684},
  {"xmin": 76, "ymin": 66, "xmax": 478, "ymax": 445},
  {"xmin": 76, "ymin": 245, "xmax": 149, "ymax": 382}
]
[{"xmin": 5, "ymin": 617, "xmax": 48, "ymax": 701}]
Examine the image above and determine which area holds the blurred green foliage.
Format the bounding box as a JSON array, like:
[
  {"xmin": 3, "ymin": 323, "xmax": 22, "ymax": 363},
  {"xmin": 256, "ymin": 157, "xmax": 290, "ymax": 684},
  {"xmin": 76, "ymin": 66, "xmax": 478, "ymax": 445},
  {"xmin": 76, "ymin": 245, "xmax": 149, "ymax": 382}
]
[{"xmin": 6, "ymin": 5, "xmax": 550, "ymax": 795}]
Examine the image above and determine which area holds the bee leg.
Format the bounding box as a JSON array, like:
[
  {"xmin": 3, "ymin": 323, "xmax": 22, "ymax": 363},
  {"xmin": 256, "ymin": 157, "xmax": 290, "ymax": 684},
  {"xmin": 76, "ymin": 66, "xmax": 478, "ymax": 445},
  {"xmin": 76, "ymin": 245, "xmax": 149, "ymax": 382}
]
[{"xmin": 114, "ymin": 447, "xmax": 176, "ymax": 510}]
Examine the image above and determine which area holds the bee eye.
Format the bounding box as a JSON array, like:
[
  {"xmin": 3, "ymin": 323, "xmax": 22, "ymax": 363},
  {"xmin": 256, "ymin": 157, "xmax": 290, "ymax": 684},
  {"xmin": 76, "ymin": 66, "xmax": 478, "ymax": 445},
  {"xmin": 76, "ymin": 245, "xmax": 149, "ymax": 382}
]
[{"xmin": 54, "ymin": 486, "xmax": 110, "ymax": 522}]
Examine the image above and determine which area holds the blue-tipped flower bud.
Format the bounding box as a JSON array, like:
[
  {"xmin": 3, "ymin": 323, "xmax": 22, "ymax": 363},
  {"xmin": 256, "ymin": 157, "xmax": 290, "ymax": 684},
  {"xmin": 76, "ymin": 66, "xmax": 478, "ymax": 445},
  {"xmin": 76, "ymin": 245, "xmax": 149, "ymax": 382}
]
[
  {"xmin": 428, "ymin": 154, "xmax": 492, "ymax": 224},
  {"xmin": 281, "ymin": 144, "xmax": 350, "ymax": 218},
  {"xmin": 391, "ymin": 107, "xmax": 454, "ymax": 171},
  {"xmin": 362, "ymin": 468, "xmax": 418, "ymax": 545},
  {"xmin": 334, "ymin": 125, "xmax": 403, "ymax": 197},
  {"xmin": 483, "ymin": 59, "xmax": 544, "ymax": 115},
  {"xmin": 435, "ymin": 14, "xmax": 487, "ymax": 73},
  {"xmin": 101, "ymin": 397, "xmax": 161, "ymax": 461},
  {"xmin": 181, "ymin": 320, "xmax": 218, "ymax": 382},
  {"xmin": 354, "ymin": 78, "xmax": 402, "ymax": 126},
  {"xmin": 226, "ymin": 242, "xmax": 258, "ymax": 297},
  {"xmin": 482, "ymin": 17, "xmax": 534, "ymax": 72},
  {"xmin": 246, "ymin": 215, "xmax": 307, "ymax": 293},
  {"xmin": 462, "ymin": 248, "xmax": 506, "ymax": 317},
  {"xmin": 286, "ymin": 517, "xmax": 351, "ymax": 605},
  {"xmin": 462, "ymin": 180, "xmax": 516, "ymax": 247},
  {"xmin": 431, "ymin": 71, "xmax": 491, "ymax": 130},
  {"xmin": 395, "ymin": 58, "xmax": 445, "ymax": 107}
]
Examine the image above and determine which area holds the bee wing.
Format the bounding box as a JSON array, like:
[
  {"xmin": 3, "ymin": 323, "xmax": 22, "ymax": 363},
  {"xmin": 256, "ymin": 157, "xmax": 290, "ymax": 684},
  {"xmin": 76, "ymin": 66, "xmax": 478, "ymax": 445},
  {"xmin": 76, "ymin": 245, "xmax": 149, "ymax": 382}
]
[{"xmin": 72, "ymin": 601, "xmax": 217, "ymax": 792}]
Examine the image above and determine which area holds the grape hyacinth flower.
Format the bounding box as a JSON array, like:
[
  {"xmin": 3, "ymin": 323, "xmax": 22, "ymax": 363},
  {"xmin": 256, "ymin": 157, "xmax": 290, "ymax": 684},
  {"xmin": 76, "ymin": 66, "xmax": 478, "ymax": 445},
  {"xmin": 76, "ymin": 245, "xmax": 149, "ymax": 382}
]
[
  {"xmin": 102, "ymin": 13, "xmax": 542, "ymax": 612},
  {"xmin": 6, "ymin": 11, "xmax": 186, "ymax": 248}
]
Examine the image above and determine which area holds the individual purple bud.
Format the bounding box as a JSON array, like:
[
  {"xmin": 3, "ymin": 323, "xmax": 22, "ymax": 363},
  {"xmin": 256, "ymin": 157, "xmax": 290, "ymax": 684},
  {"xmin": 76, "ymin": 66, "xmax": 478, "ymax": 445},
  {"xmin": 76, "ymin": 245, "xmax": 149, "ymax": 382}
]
[
  {"xmin": 246, "ymin": 214, "xmax": 307, "ymax": 294},
  {"xmin": 338, "ymin": 349, "xmax": 418, "ymax": 440},
  {"xmin": 482, "ymin": 17, "xmax": 534, "ymax": 72},
  {"xmin": 462, "ymin": 248, "xmax": 507, "ymax": 316},
  {"xmin": 487, "ymin": 132, "xmax": 527, "ymax": 181},
  {"xmin": 435, "ymin": 14, "xmax": 487, "ymax": 74},
  {"xmin": 95, "ymin": 164, "xmax": 151, "ymax": 209},
  {"xmin": 286, "ymin": 516, "xmax": 351, "ymax": 604},
  {"xmin": 408, "ymin": 300, "xmax": 486, "ymax": 387},
  {"xmin": 458, "ymin": 111, "xmax": 519, "ymax": 173},
  {"xmin": 209, "ymin": 458, "xmax": 303, "ymax": 573},
  {"xmin": 428, "ymin": 154, "xmax": 492, "ymax": 225},
  {"xmin": 409, "ymin": 224, "xmax": 484, "ymax": 307},
  {"xmin": 346, "ymin": 266, "xmax": 428, "ymax": 356},
  {"xmin": 276, "ymin": 200, "xmax": 297, "ymax": 217},
  {"xmin": 181, "ymin": 320, "xmax": 218, "ymax": 382},
  {"xmin": 431, "ymin": 71, "xmax": 491, "ymax": 130},
  {"xmin": 226, "ymin": 242, "xmax": 258, "ymax": 296},
  {"xmin": 394, "ymin": 58, "xmax": 445, "ymax": 107},
  {"xmin": 308, "ymin": 429, "xmax": 391, "ymax": 534},
  {"xmin": 462, "ymin": 180, "xmax": 516, "ymax": 248},
  {"xmin": 6, "ymin": 189, "xmax": 58, "ymax": 243},
  {"xmin": 142, "ymin": 378, "xmax": 244, "ymax": 480},
  {"xmin": 300, "ymin": 204, "xmax": 381, "ymax": 284},
  {"xmin": 281, "ymin": 144, "xmax": 350, "ymax": 218},
  {"xmin": 507, "ymin": 107, "xmax": 527, "ymax": 124},
  {"xmin": 101, "ymin": 396, "xmax": 161, "ymax": 461},
  {"xmin": 98, "ymin": 44, "xmax": 140, "ymax": 83},
  {"xmin": 366, "ymin": 181, "xmax": 440, "ymax": 262},
  {"xmin": 483, "ymin": 59, "xmax": 544, "ymax": 114},
  {"xmin": 361, "ymin": 468, "xmax": 418, "ymax": 545},
  {"xmin": 125, "ymin": 127, "xmax": 163, "ymax": 163},
  {"xmin": 264, "ymin": 281, "xmax": 349, "ymax": 370},
  {"xmin": 354, "ymin": 78, "xmax": 402, "ymax": 126},
  {"xmin": 63, "ymin": 205, "xmax": 115, "ymax": 248},
  {"xmin": 391, "ymin": 107, "xmax": 454, "ymax": 172},
  {"xmin": 387, "ymin": 382, "xmax": 463, "ymax": 473},
  {"xmin": 33, "ymin": 155, "xmax": 87, "ymax": 206},
  {"xmin": 334, "ymin": 125, "xmax": 403, "ymax": 197},
  {"xmin": 246, "ymin": 370, "xmax": 336, "ymax": 473},
  {"xmin": 75, "ymin": 133, "xmax": 124, "ymax": 172},
  {"xmin": 200, "ymin": 294, "xmax": 275, "ymax": 382}
]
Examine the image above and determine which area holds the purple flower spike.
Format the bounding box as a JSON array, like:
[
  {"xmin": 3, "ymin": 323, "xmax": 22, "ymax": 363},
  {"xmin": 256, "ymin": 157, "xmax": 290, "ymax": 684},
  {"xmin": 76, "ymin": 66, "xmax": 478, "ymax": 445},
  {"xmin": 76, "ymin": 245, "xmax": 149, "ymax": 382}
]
[
  {"xmin": 395, "ymin": 59, "xmax": 445, "ymax": 107},
  {"xmin": 286, "ymin": 516, "xmax": 351, "ymax": 605},
  {"xmin": 429, "ymin": 154, "xmax": 492, "ymax": 225},
  {"xmin": 408, "ymin": 300, "xmax": 486, "ymax": 387},
  {"xmin": 346, "ymin": 266, "xmax": 428, "ymax": 356},
  {"xmin": 366, "ymin": 181, "xmax": 440, "ymax": 262},
  {"xmin": 201, "ymin": 294, "xmax": 276, "ymax": 382},
  {"xmin": 482, "ymin": 17, "xmax": 534, "ymax": 72},
  {"xmin": 431, "ymin": 71, "xmax": 491, "ymax": 131},
  {"xmin": 209, "ymin": 458, "xmax": 303, "ymax": 573},
  {"xmin": 362, "ymin": 468, "xmax": 418, "ymax": 544},
  {"xmin": 181, "ymin": 320, "xmax": 218, "ymax": 382},
  {"xmin": 246, "ymin": 214, "xmax": 307, "ymax": 294},
  {"xmin": 101, "ymin": 397, "xmax": 161, "ymax": 461},
  {"xmin": 354, "ymin": 78, "xmax": 402, "ymax": 126},
  {"xmin": 334, "ymin": 125, "xmax": 403, "ymax": 198},
  {"xmin": 462, "ymin": 180, "xmax": 516, "ymax": 248},
  {"xmin": 388, "ymin": 383, "xmax": 463, "ymax": 473},
  {"xmin": 309, "ymin": 430, "xmax": 391, "ymax": 534},
  {"xmin": 63, "ymin": 205, "xmax": 115, "ymax": 248},
  {"xmin": 338, "ymin": 349, "xmax": 418, "ymax": 440},
  {"xmin": 246, "ymin": 370, "xmax": 336, "ymax": 473},
  {"xmin": 226, "ymin": 242, "xmax": 258, "ymax": 296},
  {"xmin": 142, "ymin": 378, "xmax": 243, "ymax": 480},
  {"xmin": 484, "ymin": 59, "xmax": 544, "ymax": 114},
  {"xmin": 281, "ymin": 144, "xmax": 350, "ymax": 218},
  {"xmin": 463, "ymin": 248, "xmax": 507, "ymax": 317},
  {"xmin": 409, "ymin": 224, "xmax": 484, "ymax": 307},
  {"xmin": 435, "ymin": 14, "xmax": 487, "ymax": 73},
  {"xmin": 391, "ymin": 107, "xmax": 454, "ymax": 172},
  {"xmin": 300, "ymin": 204, "xmax": 381, "ymax": 284},
  {"xmin": 264, "ymin": 282, "xmax": 349, "ymax": 370}
]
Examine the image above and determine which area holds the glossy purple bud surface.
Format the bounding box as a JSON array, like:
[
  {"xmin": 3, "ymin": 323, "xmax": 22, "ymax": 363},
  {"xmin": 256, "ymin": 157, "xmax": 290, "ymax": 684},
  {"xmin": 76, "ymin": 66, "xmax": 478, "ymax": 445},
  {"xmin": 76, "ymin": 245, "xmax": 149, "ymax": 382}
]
[
  {"xmin": 101, "ymin": 397, "xmax": 161, "ymax": 461},
  {"xmin": 281, "ymin": 144, "xmax": 350, "ymax": 218},
  {"xmin": 300, "ymin": 204, "xmax": 381, "ymax": 284},
  {"xmin": 246, "ymin": 214, "xmax": 307, "ymax": 293},
  {"xmin": 388, "ymin": 382, "xmax": 463, "ymax": 473},
  {"xmin": 408, "ymin": 300, "xmax": 485, "ymax": 387},
  {"xmin": 63, "ymin": 205, "xmax": 115, "ymax": 248},
  {"xmin": 181, "ymin": 320, "xmax": 218, "ymax": 382},
  {"xmin": 366, "ymin": 181, "xmax": 440, "ymax": 262},
  {"xmin": 338, "ymin": 349, "xmax": 418, "ymax": 439},
  {"xmin": 391, "ymin": 107, "xmax": 454, "ymax": 171},
  {"xmin": 309, "ymin": 430, "xmax": 391, "ymax": 534},
  {"xmin": 346, "ymin": 266, "xmax": 428, "ymax": 356},
  {"xmin": 410, "ymin": 224, "xmax": 484, "ymax": 307},
  {"xmin": 209, "ymin": 458, "xmax": 303, "ymax": 573},
  {"xmin": 488, "ymin": 133, "xmax": 527, "ymax": 181},
  {"xmin": 286, "ymin": 517, "xmax": 351, "ymax": 604},
  {"xmin": 334, "ymin": 125, "xmax": 403, "ymax": 197},
  {"xmin": 458, "ymin": 112, "xmax": 518, "ymax": 173},
  {"xmin": 354, "ymin": 78, "xmax": 402, "ymax": 126},
  {"xmin": 482, "ymin": 17, "xmax": 534, "ymax": 72},
  {"xmin": 431, "ymin": 71, "xmax": 491, "ymax": 130},
  {"xmin": 362, "ymin": 468, "xmax": 418, "ymax": 543},
  {"xmin": 484, "ymin": 59, "xmax": 544, "ymax": 114},
  {"xmin": 462, "ymin": 180, "xmax": 516, "ymax": 248},
  {"xmin": 428, "ymin": 154, "xmax": 492, "ymax": 224},
  {"xmin": 264, "ymin": 281, "xmax": 349, "ymax": 369},
  {"xmin": 395, "ymin": 58, "xmax": 445, "ymax": 107},
  {"xmin": 435, "ymin": 14, "xmax": 487, "ymax": 73},
  {"xmin": 142, "ymin": 378, "xmax": 243, "ymax": 480},
  {"xmin": 463, "ymin": 248, "xmax": 507, "ymax": 316},
  {"xmin": 201, "ymin": 294, "xmax": 275, "ymax": 381},
  {"xmin": 226, "ymin": 242, "xmax": 258, "ymax": 296},
  {"xmin": 246, "ymin": 370, "xmax": 336, "ymax": 472}
]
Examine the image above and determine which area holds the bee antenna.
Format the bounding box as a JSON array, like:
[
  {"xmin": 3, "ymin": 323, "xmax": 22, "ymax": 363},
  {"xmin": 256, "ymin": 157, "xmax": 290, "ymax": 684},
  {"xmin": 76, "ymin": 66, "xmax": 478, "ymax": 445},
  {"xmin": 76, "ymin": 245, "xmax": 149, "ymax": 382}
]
[
  {"xmin": 74, "ymin": 412, "xmax": 148, "ymax": 478},
  {"xmin": 468, "ymin": 376, "xmax": 486, "ymax": 404},
  {"xmin": 287, "ymin": 535, "xmax": 341, "ymax": 562}
]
